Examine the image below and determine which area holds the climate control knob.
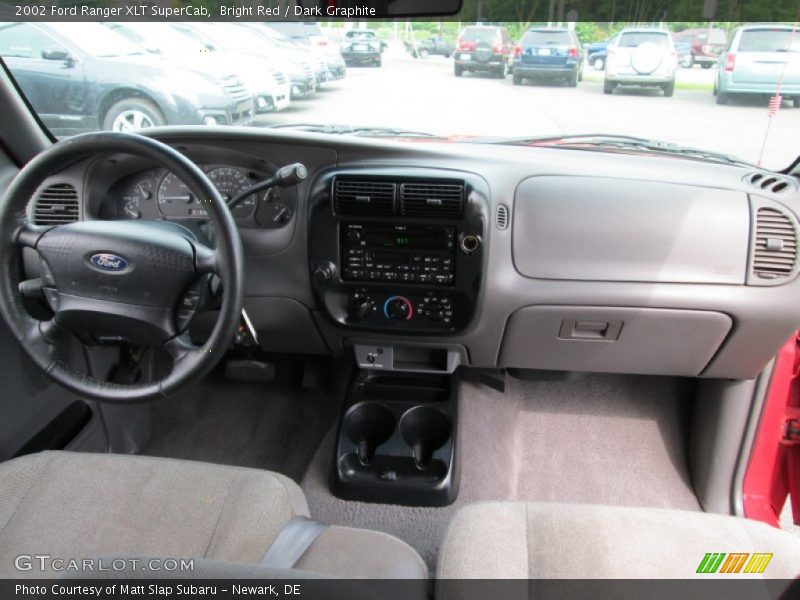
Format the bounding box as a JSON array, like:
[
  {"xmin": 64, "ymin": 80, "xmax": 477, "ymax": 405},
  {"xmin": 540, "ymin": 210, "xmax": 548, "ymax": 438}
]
[{"xmin": 383, "ymin": 296, "xmax": 414, "ymax": 320}]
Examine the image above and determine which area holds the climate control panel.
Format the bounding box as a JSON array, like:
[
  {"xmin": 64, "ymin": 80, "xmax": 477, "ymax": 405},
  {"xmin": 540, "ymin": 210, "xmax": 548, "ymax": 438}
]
[{"xmin": 348, "ymin": 288, "xmax": 459, "ymax": 330}]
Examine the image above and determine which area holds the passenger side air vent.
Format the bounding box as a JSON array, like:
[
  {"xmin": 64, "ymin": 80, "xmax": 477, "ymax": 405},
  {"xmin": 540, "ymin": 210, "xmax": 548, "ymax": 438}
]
[
  {"xmin": 31, "ymin": 183, "xmax": 79, "ymax": 225},
  {"xmin": 750, "ymin": 206, "xmax": 798, "ymax": 283},
  {"xmin": 744, "ymin": 172, "xmax": 797, "ymax": 195},
  {"xmin": 399, "ymin": 182, "xmax": 464, "ymax": 219},
  {"xmin": 333, "ymin": 179, "xmax": 396, "ymax": 216},
  {"xmin": 496, "ymin": 204, "xmax": 509, "ymax": 230}
]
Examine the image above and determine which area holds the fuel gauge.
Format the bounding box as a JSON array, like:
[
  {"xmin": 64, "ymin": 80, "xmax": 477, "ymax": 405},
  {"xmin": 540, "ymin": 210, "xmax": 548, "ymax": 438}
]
[{"xmin": 121, "ymin": 179, "xmax": 153, "ymax": 219}]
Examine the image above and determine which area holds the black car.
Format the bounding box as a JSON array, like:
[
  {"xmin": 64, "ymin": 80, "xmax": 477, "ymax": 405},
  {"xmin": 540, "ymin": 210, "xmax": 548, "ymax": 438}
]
[
  {"xmin": 512, "ymin": 27, "xmax": 583, "ymax": 86},
  {"xmin": 417, "ymin": 37, "xmax": 455, "ymax": 58},
  {"xmin": 0, "ymin": 22, "xmax": 254, "ymax": 136},
  {"xmin": 341, "ymin": 29, "xmax": 382, "ymax": 67}
]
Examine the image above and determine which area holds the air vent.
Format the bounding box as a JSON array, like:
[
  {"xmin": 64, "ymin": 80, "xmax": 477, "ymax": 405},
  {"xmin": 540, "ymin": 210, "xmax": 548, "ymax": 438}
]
[
  {"xmin": 333, "ymin": 179, "xmax": 396, "ymax": 216},
  {"xmin": 31, "ymin": 183, "xmax": 79, "ymax": 225},
  {"xmin": 744, "ymin": 172, "xmax": 797, "ymax": 195},
  {"xmin": 751, "ymin": 207, "xmax": 797, "ymax": 281},
  {"xmin": 400, "ymin": 182, "xmax": 464, "ymax": 219},
  {"xmin": 496, "ymin": 204, "xmax": 509, "ymax": 230}
]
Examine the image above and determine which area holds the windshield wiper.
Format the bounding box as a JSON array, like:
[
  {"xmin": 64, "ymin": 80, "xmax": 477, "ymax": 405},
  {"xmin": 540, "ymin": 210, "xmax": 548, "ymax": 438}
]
[
  {"xmin": 267, "ymin": 123, "xmax": 441, "ymax": 139},
  {"xmin": 462, "ymin": 133, "xmax": 754, "ymax": 167}
]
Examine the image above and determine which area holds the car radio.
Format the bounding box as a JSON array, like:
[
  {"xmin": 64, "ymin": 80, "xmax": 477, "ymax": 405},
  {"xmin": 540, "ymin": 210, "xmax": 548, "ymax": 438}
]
[
  {"xmin": 342, "ymin": 223, "xmax": 455, "ymax": 285},
  {"xmin": 308, "ymin": 169, "xmax": 488, "ymax": 335}
]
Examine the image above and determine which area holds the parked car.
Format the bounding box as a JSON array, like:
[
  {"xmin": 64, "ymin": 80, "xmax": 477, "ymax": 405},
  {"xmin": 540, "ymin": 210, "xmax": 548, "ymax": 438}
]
[
  {"xmin": 673, "ymin": 35, "xmax": 693, "ymax": 68},
  {"xmin": 585, "ymin": 36, "xmax": 614, "ymax": 70},
  {"xmin": 604, "ymin": 27, "xmax": 678, "ymax": 96},
  {"xmin": 417, "ymin": 37, "xmax": 454, "ymax": 58},
  {"xmin": 341, "ymin": 29, "xmax": 383, "ymax": 67},
  {"xmin": 673, "ymin": 28, "xmax": 727, "ymax": 69},
  {"xmin": 715, "ymin": 24, "xmax": 800, "ymax": 106},
  {"xmin": 0, "ymin": 21, "xmax": 254, "ymax": 136},
  {"xmin": 454, "ymin": 25, "xmax": 514, "ymax": 77},
  {"xmin": 265, "ymin": 21, "xmax": 341, "ymax": 56},
  {"xmin": 105, "ymin": 22, "xmax": 291, "ymax": 114},
  {"xmin": 512, "ymin": 27, "xmax": 583, "ymax": 86},
  {"xmin": 250, "ymin": 24, "xmax": 340, "ymax": 84},
  {"xmin": 182, "ymin": 22, "xmax": 317, "ymax": 99}
]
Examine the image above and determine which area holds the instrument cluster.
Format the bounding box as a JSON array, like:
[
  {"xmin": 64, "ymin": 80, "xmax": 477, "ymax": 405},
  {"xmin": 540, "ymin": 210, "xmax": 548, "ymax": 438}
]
[{"xmin": 105, "ymin": 164, "xmax": 294, "ymax": 228}]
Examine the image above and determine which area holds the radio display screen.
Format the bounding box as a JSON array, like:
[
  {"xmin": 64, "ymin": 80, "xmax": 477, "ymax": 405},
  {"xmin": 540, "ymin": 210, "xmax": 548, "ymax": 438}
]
[{"xmin": 363, "ymin": 230, "xmax": 448, "ymax": 250}]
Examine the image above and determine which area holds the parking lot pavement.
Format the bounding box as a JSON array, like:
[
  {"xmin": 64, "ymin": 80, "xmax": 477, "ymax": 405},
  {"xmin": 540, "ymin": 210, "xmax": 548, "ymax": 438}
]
[{"xmin": 256, "ymin": 45, "xmax": 800, "ymax": 170}]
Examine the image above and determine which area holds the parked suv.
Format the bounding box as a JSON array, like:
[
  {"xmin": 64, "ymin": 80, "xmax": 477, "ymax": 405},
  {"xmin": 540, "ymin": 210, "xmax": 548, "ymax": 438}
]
[
  {"xmin": 715, "ymin": 25, "xmax": 800, "ymax": 106},
  {"xmin": 604, "ymin": 27, "xmax": 678, "ymax": 96},
  {"xmin": 0, "ymin": 21, "xmax": 253, "ymax": 136},
  {"xmin": 454, "ymin": 25, "xmax": 513, "ymax": 78},
  {"xmin": 512, "ymin": 27, "xmax": 582, "ymax": 86},
  {"xmin": 674, "ymin": 28, "xmax": 727, "ymax": 68}
]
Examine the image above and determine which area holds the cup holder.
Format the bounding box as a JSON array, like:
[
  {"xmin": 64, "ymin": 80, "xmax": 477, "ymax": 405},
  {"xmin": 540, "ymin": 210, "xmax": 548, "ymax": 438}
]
[
  {"xmin": 400, "ymin": 406, "xmax": 453, "ymax": 470},
  {"xmin": 344, "ymin": 402, "xmax": 396, "ymax": 465}
]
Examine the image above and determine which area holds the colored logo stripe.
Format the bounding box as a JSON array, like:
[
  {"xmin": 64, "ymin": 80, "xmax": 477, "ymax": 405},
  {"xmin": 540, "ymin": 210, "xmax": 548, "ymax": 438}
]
[
  {"xmin": 744, "ymin": 553, "xmax": 773, "ymax": 574},
  {"xmin": 696, "ymin": 552, "xmax": 773, "ymax": 574},
  {"xmin": 697, "ymin": 553, "xmax": 726, "ymax": 573},
  {"xmin": 720, "ymin": 553, "xmax": 749, "ymax": 573}
]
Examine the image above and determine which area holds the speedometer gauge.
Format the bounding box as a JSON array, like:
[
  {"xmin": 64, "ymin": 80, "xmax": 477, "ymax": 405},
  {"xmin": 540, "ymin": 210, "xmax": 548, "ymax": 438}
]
[
  {"xmin": 208, "ymin": 167, "xmax": 257, "ymax": 218},
  {"xmin": 157, "ymin": 173, "xmax": 204, "ymax": 218}
]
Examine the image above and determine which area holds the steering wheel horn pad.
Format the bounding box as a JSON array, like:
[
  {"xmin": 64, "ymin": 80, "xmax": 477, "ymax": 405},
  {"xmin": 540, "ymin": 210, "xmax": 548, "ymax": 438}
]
[
  {"xmin": 0, "ymin": 132, "xmax": 244, "ymax": 403},
  {"xmin": 37, "ymin": 220, "xmax": 201, "ymax": 346}
]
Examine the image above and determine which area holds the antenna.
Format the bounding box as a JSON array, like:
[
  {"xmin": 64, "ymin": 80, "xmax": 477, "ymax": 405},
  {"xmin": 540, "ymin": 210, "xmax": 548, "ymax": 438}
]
[{"xmin": 757, "ymin": 18, "xmax": 800, "ymax": 167}]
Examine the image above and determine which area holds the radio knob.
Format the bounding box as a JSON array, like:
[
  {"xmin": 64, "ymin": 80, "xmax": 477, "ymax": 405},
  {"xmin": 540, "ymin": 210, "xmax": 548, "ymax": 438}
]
[
  {"xmin": 384, "ymin": 296, "xmax": 413, "ymax": 320},
  {"xmin": 313, "ymin": 263, "xmax": 335, "ymax": 284},
  {"xmin": 346, "ymin": 230, "xmax": 362, "ymax": 243}
]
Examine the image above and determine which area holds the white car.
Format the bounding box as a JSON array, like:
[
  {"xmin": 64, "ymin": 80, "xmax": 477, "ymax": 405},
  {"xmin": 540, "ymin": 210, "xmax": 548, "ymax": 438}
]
[
  {"xmin": 604, "ymin": 27, "xmax": 678, "ymax": 96},
  {"xmin": 110, "ymin": 22, "xmax": 292, "ymax": 114}
]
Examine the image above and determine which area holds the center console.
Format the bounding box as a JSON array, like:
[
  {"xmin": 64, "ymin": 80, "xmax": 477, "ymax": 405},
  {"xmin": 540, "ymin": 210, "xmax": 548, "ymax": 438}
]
[
  {"xmin": 308, "ymin": 168, "xmax": 488, "ymax": 335},
  {"xmin": 309, "ymin": 168, "xmax": 487, "ymax": 506}
]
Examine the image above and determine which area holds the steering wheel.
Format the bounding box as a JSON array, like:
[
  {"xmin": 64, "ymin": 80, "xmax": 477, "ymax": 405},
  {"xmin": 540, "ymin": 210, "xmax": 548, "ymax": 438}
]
[{"xmin": 0, "ymin": 132, "xmax": 244, "ymax": 403}]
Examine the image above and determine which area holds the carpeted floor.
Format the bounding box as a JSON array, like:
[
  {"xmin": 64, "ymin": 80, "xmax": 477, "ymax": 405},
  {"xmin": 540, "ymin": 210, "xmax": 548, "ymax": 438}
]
[
  {"xmin": 141, "ymin": 367, "xmax": 700, "ymax": 571},
  {"xmin": 301, "ymin": 373, "xmax": 699, "ymax": 570},
  {"xmin": 142, "ymin": 359, "xmax": 346, "ymax": 482}
]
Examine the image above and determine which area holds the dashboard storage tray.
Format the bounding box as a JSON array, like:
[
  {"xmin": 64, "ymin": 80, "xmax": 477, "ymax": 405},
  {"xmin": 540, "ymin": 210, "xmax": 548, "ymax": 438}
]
[{"xmin": 332, "ymin": 370, "xmax": 459, "ymax": 506}]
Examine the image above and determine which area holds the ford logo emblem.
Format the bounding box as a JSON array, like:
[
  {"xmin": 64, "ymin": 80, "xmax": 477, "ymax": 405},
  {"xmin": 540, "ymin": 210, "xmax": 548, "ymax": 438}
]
[{"xmin": 89, "ymin": 253, "xmax": 129, "ymax": 272}]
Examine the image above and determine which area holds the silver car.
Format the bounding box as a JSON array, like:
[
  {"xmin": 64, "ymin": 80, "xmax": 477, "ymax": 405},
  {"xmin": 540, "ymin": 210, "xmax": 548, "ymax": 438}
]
[
  {"xmin": 715, "ymin": 25, "xmax": 800, "ymax": 106},
  {"xmin": 604, "ymin": 28, "xmax": 678, "ymax": 96}
]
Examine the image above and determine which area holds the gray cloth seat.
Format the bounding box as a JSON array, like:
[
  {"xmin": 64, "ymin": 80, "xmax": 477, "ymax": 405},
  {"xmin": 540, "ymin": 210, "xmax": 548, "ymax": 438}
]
[
  {"xmin": 438, "ymin": 501, "xmax": 800, "ymax": 579},
  {"xmin": 0, "ymin": 451, "xmax": 427, "ymax": 579}
]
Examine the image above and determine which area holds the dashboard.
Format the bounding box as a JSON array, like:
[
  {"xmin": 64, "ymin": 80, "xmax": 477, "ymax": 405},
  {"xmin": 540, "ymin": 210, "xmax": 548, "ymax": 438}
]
[{"xmin": 17, "ymin": 128, "xmax": 800, "ymax": 381}]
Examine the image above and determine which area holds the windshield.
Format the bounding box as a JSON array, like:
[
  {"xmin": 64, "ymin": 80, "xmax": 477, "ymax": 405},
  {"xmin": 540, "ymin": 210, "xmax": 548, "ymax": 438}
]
[
  {"xmin": 110, "ymin": 23, "xmax": 204, "ymax": 54},
  {"xmin": 346, "ymin": 31, "xmax": 376, "ymax": 40},
  {"xmin": 1, "ymin": 20, "xmax": 798, "ymax": 169},
  {"xmin": 460, "ymin": 28, "xmax": 498, "ymax": 44},
  {"xmin": 739, "ymin": 29, "xmax": 800, "ymax": 52},
  {"xmin": 47, "ymin": 22, "xmax": 143, "ymax": 57},
  {"xmin": 522, "ymin": 31, "xmax": 572, "ymax": 45},
  {"xmin": 618, "ymin": 32, "xmax": 669, "ymax": 47}
]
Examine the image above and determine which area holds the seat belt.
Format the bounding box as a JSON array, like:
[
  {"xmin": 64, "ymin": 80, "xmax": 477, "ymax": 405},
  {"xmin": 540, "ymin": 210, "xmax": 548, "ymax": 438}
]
[{"xmin": 259, "ymin": 516, "xmax": 329, "ymax": 569}]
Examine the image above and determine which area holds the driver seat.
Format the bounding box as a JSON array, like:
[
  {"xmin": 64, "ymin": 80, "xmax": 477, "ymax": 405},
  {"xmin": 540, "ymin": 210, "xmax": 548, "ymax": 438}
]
[{"xmin": 0, "ymin": 451, "xmax": 427, "ymax": 579}]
